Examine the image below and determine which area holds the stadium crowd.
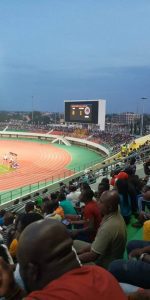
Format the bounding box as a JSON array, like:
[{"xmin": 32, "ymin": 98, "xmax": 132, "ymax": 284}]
[
  {"xmin": 0, "ymin": 155, "xmax": 150, "ymax": 299},
  {"xmin": 0, "ymin": 121, "xmax": 134, "ymax": 151}
]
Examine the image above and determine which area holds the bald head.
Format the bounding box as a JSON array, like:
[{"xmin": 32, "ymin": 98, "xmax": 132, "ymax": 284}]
[
  {"xmin": 17, "ymin": 219, "xmax": 79, "ymax": 292},
  {"xmin": 99, "ymin": 190, "xmax": 119, "ymax": 215},
  {"xmin": 18, "ymin": 219, "xmax": 72, "ymax": 262},
  {"xmin": 143, "ymin": 190, "xmax": 150, "ymax": 201}
]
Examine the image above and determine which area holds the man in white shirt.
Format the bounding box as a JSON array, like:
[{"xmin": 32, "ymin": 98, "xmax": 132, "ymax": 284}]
[{"xmin": 66, "ymin": 185, "xmax": 81, "ymax": 206}]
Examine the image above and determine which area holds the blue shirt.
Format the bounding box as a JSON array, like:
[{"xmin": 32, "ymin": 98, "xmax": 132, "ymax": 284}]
[{"xmin": 119, "ymin": 194, "xmax": 132, "ymax": 217}]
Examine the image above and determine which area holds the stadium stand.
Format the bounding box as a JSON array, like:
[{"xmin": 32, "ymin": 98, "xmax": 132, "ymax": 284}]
[{"xmin": 0, "ymin": 134, "xmax": 149, "ymax": 298}]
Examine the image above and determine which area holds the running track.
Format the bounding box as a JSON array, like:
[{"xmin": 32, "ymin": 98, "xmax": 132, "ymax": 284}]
[{"xmin": 0, "ymin": 140, "xmax": 72, "ymax": 191}]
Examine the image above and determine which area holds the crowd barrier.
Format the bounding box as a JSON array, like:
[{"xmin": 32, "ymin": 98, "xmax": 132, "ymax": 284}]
[{"xmin": 0, "ymin": 146, "xmax": 149, "ymax": 207}]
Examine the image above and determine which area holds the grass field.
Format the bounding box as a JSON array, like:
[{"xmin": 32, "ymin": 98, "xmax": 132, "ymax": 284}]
[{"xmin": 0, "ymin": 164, "xmax": 13, "ymax": 174}]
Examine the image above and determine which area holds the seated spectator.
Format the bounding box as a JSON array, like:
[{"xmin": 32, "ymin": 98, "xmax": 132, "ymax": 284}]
[
  {"xmin": 2, "ymin": 212, "xmax": 15, "ymax": 247},
  {"xmin": 50, "ymin": 194, "xmax": 65, "ymax": 219},
  {"xmin": 25, "ymin": 201, "xmax": 35, "ymax": 214},
  {"xmin": 9, "ymin": 212, "xmax": 44, "ymax": 260},
  {"xmin": 115, "ymin": 179, "xmax": 132, "ymax": 224},
  {"xmin": 98, "ymin": 182, "xmax": 110, "ymax": 198},
  {"xmin": 43, "ymin": 200, "xmax": 62, "ymax": 221},
  {"xmin": 109, "ymin": 239, "xmax": 150, "ymax": 289},
  {"xmin": 101, "ymin": 177, "xmax": 110, "ymax": 190},
  {"xmin": 0, "ymin": 210, "xmax": 6, "ymax": 226},
  {"xmin": 66, "ymin": 185, "xmax": 81, "ymax": 206},
  {"xmin": 74, "ymin": 190, "xmax": 127, "ymax": 269},
  {"xmin": 132, "ymin": 211, "xmax": 150, "ymax": 228},
  {"xmin": 139, "ymin": 186, "xmax": 150, "ymax": 212},
  {"xmin": 58, "ymin": 193, "xmax": 77, "ymax": 215},
  {"xmin": 59, "ymin": 182, "xmax": 69, "ymax": 195},
  {"xmin": 80, "ymin": 182, "xmax": 91, "ymax": 193},
  {"xmin": 0, "ymin": 243, "xmax": 13, "ymax": 265},
  {"xmin": 143, "ymin": 158, "xmax": 150, "ymax": 176},
  {"xmin": 71, "ymin": 189, "xmax": 102, "ymax": 242},
  {"xmin": 34, "ymin": 192, "xmax": 43, "ymax": 207},
  {"xmin": 0, "ymin": 219, "xmax": 127, "ymax": 299}
]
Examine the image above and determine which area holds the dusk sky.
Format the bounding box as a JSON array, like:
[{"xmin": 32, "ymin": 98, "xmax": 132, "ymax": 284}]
[{"xmin": 0, "ymin": 0, "xmax": 150, "ymax": 113}]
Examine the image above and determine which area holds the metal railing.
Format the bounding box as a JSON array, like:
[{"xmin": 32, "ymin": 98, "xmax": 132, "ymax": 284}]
[
  {"xmin": 0, "ymin": 157, "xmax": 104, "ymax": 205},
  {"xmin": 0, "ymin": 146, "xmax": 149, "ymax": 206}
]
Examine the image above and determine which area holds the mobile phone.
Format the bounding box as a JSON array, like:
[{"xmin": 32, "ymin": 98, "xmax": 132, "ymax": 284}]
[{"xmin": 62, "ymin": 219, "xmax": 70, "ymax": 226}]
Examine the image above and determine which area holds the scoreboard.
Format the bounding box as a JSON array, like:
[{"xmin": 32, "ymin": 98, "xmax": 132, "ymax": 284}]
[
  {"xmin": 70, "ymin": 103, "xmax": 93, "ymax": 122},
  {"xmin": 64, "ymin": 100, "xmax": 106, "ymax": 130}
]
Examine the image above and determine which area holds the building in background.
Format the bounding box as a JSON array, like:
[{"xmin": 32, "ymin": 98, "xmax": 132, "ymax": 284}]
[{"xmin": 119, "ymin": 112, "xmax": 140, "ymax": 124}]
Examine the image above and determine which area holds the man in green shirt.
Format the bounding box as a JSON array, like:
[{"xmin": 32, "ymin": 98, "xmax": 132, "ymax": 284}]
[{"xmin": 75, "ymin": 190, "xmax": 127, "ymax": 269}]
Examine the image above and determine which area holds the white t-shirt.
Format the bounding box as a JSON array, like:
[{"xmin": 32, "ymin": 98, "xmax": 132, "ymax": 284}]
[{"xmin": 66, "ymin": 191, "xmax": 81, "ymax": 206}]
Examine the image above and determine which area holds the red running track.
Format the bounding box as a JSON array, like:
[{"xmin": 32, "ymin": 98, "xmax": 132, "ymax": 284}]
[{"xmin": 0, "ymin": 140, "xmax": 72, "ymax": 191}]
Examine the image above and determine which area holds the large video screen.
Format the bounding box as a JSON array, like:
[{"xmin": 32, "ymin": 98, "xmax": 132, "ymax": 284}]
[{"xmin": 65, "ymin": 101, "xmax": 98, "ymax": 124}]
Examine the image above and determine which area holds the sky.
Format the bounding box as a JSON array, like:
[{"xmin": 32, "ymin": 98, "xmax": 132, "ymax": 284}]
[{"xmin": 0, "ymin": 0, "xmax": 150, "ymax": 113}]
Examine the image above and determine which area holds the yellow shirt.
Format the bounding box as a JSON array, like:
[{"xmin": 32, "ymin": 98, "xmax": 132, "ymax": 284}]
[{"xmin": 9, "ymin": 238, "xmax": 18, "ymax": 258}]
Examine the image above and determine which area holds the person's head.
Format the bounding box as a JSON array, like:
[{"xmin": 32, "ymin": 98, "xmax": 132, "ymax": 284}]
[
  {"xmin": 3, "ymin": 212, "xmax": 14, "ymax": 226},
  {"xmin": 57, "ymin": 193, "xmax": 66, "ymax": 202},
  {"xmin": 98, "ymin": 183, "xmax": 109, "ymax": 197},
  {"xmin": 50, "ymin": 193, "xmax": 58, "ymax": 201},
  {"xmin": 130, "ymin": 156, "xmax": 136, "ymax": 165},
  {"xmin": 143, "ymin": 190, "xmax": 150, "ymax": 201},
  {"xmin": 101, "ymin": 178, "xmax": 109, "ymax": 185},
  {"xmin": 25, "ymin": 201, "xmax": 35, "ymax": 213},
  {"xmin": 42, "ymin": 200, "xmax": 56, "ymax": 215},
  {"xmin": 0, "ymin": 209, "xmax": 6, "ymax": 218},
  {"xmin": 16, "ymin": 212, "xmax": 43, "ymax": 235},
  {"xmin": 17, "ymin": 219, "xmax": 80, "ymax": 292},
  {"xmin": 115, "ymin": 179, "xmax": 128, "ymax": 195},
  {"xmin": 80, "ymin": 182, "xmax": 91, "ymax": 192},
  {"xmin": 79, "ymin": 189, "xmax": 94, "ymax": 204},
  {"xmin": 99, "ymin": 178, "xmax": 110, "ymax": 191},
  {"xmin": 124, "ymin": 166, "xmax": 134, "ymax": 176},
  {"xmin": 69, "ymin": 185, "xmax": 77, "ymax": 192},
  {"xmin": 0, "ymin": 244, "xmax": 11, "ymax": 264},
  {"xmin": 98, "ymin": 190, "xmax": 119, "ymax": 216}
]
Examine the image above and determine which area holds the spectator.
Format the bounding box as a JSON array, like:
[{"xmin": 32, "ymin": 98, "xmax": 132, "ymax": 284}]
[
  {"xmin": 34, "ymin": 192, "xmax": 43, "ymax": 207},
  {"xmin": 0, "ymin": 219, "xmax": 127, "ymax": 299},
  {"xmin": 101, "ymin": 177, "xmax": 110, "ymax": 189},
  {"xmin": 74, "ymin": 190, "xmax": 127, "ymax": 268},
  {"xmin": 66, "ymin": 185, "xmax": 81, "ymax": 206},
  {"xmin": 51, "ymin": 193, "xmax": 64, "ymax": 219},
  {"xmin": 0, "ymin": 243, "xmax": 13, "ymax": 264},
  {"xmin": 109, "ymin": 240, "xmax": 150, "ymax": 289},
  {"xmin": 71, "ymin": 189, "xmax": 101, "ymax": 242},
  {"xmin": 9, "ymin": 212, "xmax": 44, "ymax": 260},
  {"xmin": 58, "ymin": 193, "xmax": 77, "ymax": 216},
  {"xmin": 25, "ymin": 201, "xmax": 35, "ymax": 214},
  {"xmin": 0, "ymin": 210, "xmax": 6, "ymax": 226},
  {"xmin": 2, "ymin": 212, "xmax": 14, "ymax": 247},
  {"xmin": 143, "ymin": 159, "xmax": 150, "ymax": 176},
  {"xmin": 98, "ymin": 182, "xmax": 110, "ymax": 198},
  {"xmin": 43, "ymin": 200, "xmax": 62, "ymax": 221},
  {"xmin": 115, "ymin": 179, "xmax": 132, "ymax": 224}
]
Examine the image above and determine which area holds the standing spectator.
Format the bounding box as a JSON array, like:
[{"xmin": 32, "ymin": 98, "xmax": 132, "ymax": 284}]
[{"xmin": 115, "ymin": 179, "xmax": 132, "ymax": 224}]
